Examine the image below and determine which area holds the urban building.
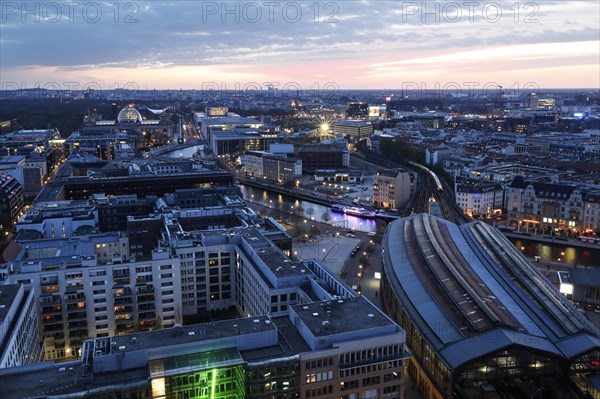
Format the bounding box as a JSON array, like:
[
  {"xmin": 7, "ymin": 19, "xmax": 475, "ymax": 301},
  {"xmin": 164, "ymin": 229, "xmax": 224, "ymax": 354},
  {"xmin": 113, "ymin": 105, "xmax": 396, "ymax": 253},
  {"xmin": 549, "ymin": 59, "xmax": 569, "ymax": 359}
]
[
  {"xmin": 240, "ymin": 151, "xmax": 265, "ymax": 177},
  {"xmin": 345, "ymin": 102, "xmax": 369, "ymax": 119},
  {"xmin": 507, "ymin": 176, "xmax": 585, "ymax": 233},
  {"xmin": 92, "ymin": 193, "xmax": 157, "ymax": 232},
  {"xmin": 466, "ymin": 163, "xmax": 558, "ymax": 183},
  {"xmin": 76, "ymin": 105, "xmax": 174, "ymax": 150},
  {"xmin": 1, "ymin": 186, "xmax": 407, "ymax": 371},
  {"xmin": 583, "ymin": 192, "xmax": 600, "ymax": 233},
  {"xmin": 0, "ymin": 174, "xmax": 25, "ymax": 234},
  {"xmin": 313, "ymin": 169, "xmax": 364, "ymax": 183},
  {"xmin": 0, "ymin": 128, "xmax": 59, "ymax": 157},
  {"xmin": 569, "ymin": 268, "xmax": 600, "ymax": 306},
  {"xmin": 0, "ymin": 284, "xmax": 43, "ymax": 368},
  {"xmin": 199, "ymin": 116, "xmax": 263, "ymax": 143},
  {"xmin": 16, "ymin": 200, "xmax": 97, "ymax": 239},
  {"xmin": 66, "ymin": 129, "xmax": 139, "ymax": 160},
  {"xmin": 549, "ymin": 142, "xmax": 600, "ymax": 159},
  {"xmin": 297, "ymin": 144, "xmax": 350, "ymax": 171},
  {"xmin": 382, "ymin": 213, "xmax": 600, "ymax": 399},
  {"xmin": 240, "ymin": 151, "xmax": 302, "ymax": 183},
  {"xmin": 0, "ymin": 296, "xmax": 407, "ymax": 399},
  {"xmin": 58, "ymin": 161, "xmax": 233, "ymax": 200},
  {"xmin": 262, "ymin": 154, "xmax": 302, "ymax": 183},
  {"xmin": 333, "ymin": 120, "xmax": 374, "ymax": 142},
  {"xmin": 454, "ymin": 177, "xmax": 504, "ymax": 218},
  {"xmin": 372, "ymin": 168, "xmax": 416, "ymax": 210}
]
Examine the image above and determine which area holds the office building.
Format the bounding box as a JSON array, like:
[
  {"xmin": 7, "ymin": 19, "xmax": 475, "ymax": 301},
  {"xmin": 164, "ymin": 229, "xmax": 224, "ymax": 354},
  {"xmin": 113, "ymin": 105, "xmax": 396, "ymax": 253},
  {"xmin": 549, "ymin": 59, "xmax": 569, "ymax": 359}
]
[
  {"xmin": 333, "ymin": 120, "xmax": 374, "ymax": 142},
  {"xmin": 2, "ymin": 186, "xmax": 407, "ymax": 372},
  {"xmin": 297, "ymin": 144, "xmax": 350, "ymax": 171},
  {"xmin": 199, "ymin": 116, "xmax": 263, "ymax": 143},
  {"xmin": 0, "ymin": 295, "xmax": 407, "ymax": 399},
  {"xmin": 0, "ymin": 174, "xmax": 24, "ymax": 234},
  {"xmin": 60, "ymin": 161, "xmax": 233, "ymax": 200},
  {"xmin": 241, "ymin": 151, "xmax": 302, "ymax": 183},
  {"xmin": 372, "ymin": 169, "xmax": 416, "ymax": 210},
  {"xmin": 345, "ymin": 102, "xmax": 369, "ymax": 119},
  {"xmin": 16, "ymin": 200, "xmax": 97, "ymax": 239},
  {"xmin": 382, "ymin": 213, "xmax": 600, "ymax": 398}
]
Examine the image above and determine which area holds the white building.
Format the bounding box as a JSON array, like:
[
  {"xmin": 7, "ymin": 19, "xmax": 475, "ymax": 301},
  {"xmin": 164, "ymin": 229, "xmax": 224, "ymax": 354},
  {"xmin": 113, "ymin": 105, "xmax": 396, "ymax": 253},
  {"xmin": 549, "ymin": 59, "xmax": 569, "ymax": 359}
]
[
  {"xmin": 454, "ymin": 177, "xmax": 504, "ymax": 218},
  {"xmin": 0, "ymin": 284, "xmax": 43, "ymax": 368},
  {"xmin": 583, "ymin": 192, "xmax": 600, "ymax": 233}
]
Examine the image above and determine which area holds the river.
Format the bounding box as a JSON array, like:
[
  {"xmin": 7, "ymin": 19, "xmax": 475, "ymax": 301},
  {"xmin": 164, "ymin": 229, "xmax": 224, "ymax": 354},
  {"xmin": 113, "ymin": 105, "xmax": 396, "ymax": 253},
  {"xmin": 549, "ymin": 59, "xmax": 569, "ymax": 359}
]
[
  {"xmin": 239, "ymin": 184, "xmax": 380, "ymax": 233},
  {"xmin": 509, "ymin": 237, "xmax": 600, "ymax": 267},
  {"xmin": 240, "ymin": 184, "xmax": 600, "ymax": 266}
]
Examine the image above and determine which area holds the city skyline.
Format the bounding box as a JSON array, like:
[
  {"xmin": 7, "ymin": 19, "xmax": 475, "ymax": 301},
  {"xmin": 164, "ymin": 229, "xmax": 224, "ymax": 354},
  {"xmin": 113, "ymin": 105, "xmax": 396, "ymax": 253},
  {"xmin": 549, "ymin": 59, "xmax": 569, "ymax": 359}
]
[{"xmin": 1, "ymin": 0, "xmax": 599, "ymax": 90}]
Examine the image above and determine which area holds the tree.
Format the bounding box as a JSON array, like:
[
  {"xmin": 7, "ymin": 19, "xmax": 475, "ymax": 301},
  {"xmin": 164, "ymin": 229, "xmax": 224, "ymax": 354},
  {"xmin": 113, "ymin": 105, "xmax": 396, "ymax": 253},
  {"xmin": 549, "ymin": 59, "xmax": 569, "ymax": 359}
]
[
  {"xmin": 309, "ymin": 224, "xmax": 321, "ymax": 239},
  {"xmin": 322, "ymin": 211, "xmax": 331, "ymax": 222}
]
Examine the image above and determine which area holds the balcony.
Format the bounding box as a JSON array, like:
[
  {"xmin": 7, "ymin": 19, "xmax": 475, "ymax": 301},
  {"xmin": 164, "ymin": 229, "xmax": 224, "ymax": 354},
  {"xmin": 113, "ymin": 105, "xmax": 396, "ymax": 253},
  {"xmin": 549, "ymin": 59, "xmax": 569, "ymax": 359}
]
[
  {"xmin": 138, "ymin": 311, "xmax": 156, "ymax": 321},
  {"xmin": 116, "ymin": 323, "xmax": 134, "ymax": 333},
  {"xmin": 41, "ymin": 278, "xmax": 59, "ymax": 286},
  {"xmin": 137, "ymin": 294, "xmax": 155, "ymax": 304},
  {"xmin": 68, "ymin": 320, "xmax": 88, "ymax": 330},
  {"xmin": 115, "ymin": 305, "xmax": 133, "ymax": 314},
  {"xmin": 41, "ymin": 305, "xmax": 62, "ymax": 315},
  {"xmin": 43, "ymin": 323, "xmax": 64, "ymax": 332},
  {"xmin": 40, "ymin": 294, "xmax": 62, "ymax": 305},
  {"xmin": 68, "ymin": 330, "xmax": 88, "ymax": 340},
  {"xmin": 65, "ymin": 292, "xmax": 85, "ymax": 303},
  {"xmin": 135, "ymin": 276, "xmax": 153, "ymax": 284},
  {"xmin": 113, "ymin": 277, "xmax": 131, "ymax": 286},
  {"xmin": 114, "ymin": 297, "xmax": 133, "ymax": 305},
  {"xmin": 137, "ymin": 285, "xmax": 154, "ymax": 294},
  {"xmin": 67, "ymin": 311, "xmax": 87, "ymax": 321}
]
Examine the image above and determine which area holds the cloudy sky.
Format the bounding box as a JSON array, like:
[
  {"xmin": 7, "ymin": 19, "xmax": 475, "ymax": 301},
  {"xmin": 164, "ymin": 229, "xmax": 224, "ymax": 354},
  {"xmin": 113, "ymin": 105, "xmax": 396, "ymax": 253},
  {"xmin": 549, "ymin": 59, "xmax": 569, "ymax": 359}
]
[{"xmin": 1, "ymin": 0, "xmax": 599, "ymax": 90}]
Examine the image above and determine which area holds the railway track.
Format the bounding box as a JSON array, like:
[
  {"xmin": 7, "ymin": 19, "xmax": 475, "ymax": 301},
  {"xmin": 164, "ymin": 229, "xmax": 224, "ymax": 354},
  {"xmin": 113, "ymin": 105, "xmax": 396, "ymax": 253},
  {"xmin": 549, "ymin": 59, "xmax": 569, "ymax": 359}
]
[{"xmin": 354, "ymin": 150, "xmax": 472, "ymax": 224}]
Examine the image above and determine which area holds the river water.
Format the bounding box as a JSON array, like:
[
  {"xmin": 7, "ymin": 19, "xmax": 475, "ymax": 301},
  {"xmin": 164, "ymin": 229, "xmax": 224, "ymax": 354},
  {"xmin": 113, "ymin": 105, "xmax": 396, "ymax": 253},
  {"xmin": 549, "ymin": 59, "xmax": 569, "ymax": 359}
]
[
  {"xmin": 239, "ymin": 185, "xmax": 380, "ymax": 233},
  {"xmin": 240, "ymin": 185, "xmax": 600, "ymax": 266}
]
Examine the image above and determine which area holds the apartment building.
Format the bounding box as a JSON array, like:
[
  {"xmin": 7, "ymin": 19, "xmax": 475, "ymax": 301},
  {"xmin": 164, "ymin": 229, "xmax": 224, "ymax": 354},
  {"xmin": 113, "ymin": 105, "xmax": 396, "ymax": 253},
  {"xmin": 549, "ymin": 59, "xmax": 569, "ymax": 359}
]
[
  {"xmin": 507, "ymin": 176, "xmax": 585, "ymax": 232},
  {"xmin": 0, "ymin": 284, "xmax": 43, "ymax": 368},
  {"xmin": 454, "ymin": 177, "xmax": 504, "ymax": 218},
  {"xmin": 372, "ymin": 168, "xmax": 416, "ymax": 210}
]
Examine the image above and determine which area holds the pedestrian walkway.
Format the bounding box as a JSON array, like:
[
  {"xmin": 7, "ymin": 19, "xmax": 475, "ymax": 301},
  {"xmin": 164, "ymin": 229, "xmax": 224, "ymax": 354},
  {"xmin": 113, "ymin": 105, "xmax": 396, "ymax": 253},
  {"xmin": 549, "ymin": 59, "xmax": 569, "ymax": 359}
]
[{"xmin": 402, "ymin": 371, "xmax": 424, "ymax": 399}]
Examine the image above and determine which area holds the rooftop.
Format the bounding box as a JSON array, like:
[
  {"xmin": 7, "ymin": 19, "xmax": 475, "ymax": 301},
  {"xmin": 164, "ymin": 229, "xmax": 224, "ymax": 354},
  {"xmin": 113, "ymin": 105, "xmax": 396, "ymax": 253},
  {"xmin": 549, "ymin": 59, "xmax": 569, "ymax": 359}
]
[
  {"xmin": 383, "ymin": 213, "xmax": 600, "ymax": 369},
  {"xmin": 239, "ymin": 228, "xmax": 307, "ymax": 279},
  {"xmin": 291, "ymin": 296, "xmax": 394, "ymax": 337},
  {"xmin": 0, "ymin": 284, "xmax": 21, "ymax": 324},
  {"xmin": 104, "ymin": 315, "xmax": 275, "ymax": 355}
]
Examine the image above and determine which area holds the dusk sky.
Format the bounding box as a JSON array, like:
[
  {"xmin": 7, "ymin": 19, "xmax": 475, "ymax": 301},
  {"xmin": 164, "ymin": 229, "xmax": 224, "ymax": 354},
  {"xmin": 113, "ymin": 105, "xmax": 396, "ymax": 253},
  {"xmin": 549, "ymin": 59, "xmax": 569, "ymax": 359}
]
[{"xmin": 1, "ymin": 0, "xmax": 599, "ymax": 90}]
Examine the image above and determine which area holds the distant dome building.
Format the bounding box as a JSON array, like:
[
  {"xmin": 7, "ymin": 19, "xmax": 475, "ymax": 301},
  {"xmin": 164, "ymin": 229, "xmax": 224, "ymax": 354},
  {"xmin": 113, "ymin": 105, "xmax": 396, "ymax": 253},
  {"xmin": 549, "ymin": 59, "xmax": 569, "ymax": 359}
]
[{"xmin": 117, "ymin": 105, "xmax": 143, "ymax": 123}]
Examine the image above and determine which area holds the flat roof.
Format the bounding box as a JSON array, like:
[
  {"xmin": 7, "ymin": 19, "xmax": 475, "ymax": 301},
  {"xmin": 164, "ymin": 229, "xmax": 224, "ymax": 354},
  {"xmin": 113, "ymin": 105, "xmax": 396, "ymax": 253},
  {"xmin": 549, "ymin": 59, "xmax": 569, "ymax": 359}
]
[
  {"xmin": 106, "ymin": 315, "xmax": 275, "ymax": 355},
  {"xmin": 239, "ymin": 228, "xmax": 307, "ymax": 279},
  {"xmin": 292, "ymin": 296, "xmax": 394, "ymax": 337},
  {"xmin": 0, "ymin": 284, "xmax": 21, "ymax": 324}
]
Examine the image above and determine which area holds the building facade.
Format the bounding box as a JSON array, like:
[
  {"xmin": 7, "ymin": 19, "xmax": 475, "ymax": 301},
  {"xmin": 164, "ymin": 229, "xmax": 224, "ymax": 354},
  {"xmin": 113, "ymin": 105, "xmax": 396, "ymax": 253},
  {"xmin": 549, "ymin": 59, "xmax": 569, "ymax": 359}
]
[
  {"xmin": 0, "ymin": 174, "xmax": 24, "ymax": 234},
  {"xmin": 0, "ymin": 296, "xmax": 407, "ymax": 399},
  {"xmin": 372, "ymin": 168, "xmax": 416, "ymax": 210},
  {"xmin": 454, "ymin": 177, "xmax": 504, "ymax": 218},
  {"xmin": 507, "ymin": 176, "xmax": 585, "ymax": 233},
  {"xmin": 333, "ymin": 120, "xmax": 374, "ymax": 142},
  {"xmin": 0, "ymin": 284, "xmax": 43, "ymax": 368}
]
